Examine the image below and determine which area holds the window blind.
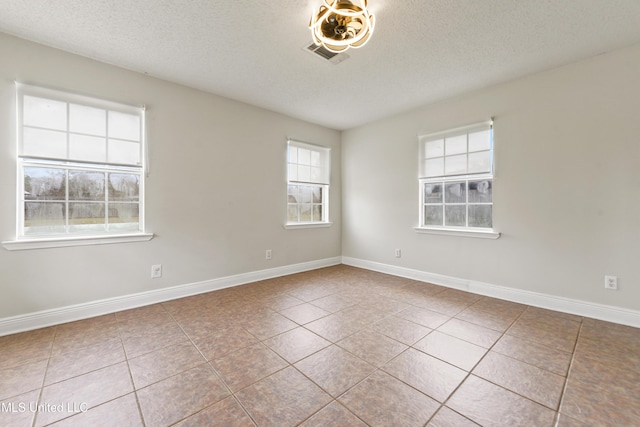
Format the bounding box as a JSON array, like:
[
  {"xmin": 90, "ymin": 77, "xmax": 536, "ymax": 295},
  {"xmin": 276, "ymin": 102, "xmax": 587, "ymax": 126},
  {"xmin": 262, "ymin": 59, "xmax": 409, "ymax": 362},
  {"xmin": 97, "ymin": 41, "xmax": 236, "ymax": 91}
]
[
  {"xmin": 287, "ymin": 139, "xmax": 330, "ymax": 185},
  {"xmin": 18, "ymin": 83, "xmax": 145, "ymax": 168},
  {"xmin": 419, "ymin": 121, "xmax": 493, "ymax": 178}
]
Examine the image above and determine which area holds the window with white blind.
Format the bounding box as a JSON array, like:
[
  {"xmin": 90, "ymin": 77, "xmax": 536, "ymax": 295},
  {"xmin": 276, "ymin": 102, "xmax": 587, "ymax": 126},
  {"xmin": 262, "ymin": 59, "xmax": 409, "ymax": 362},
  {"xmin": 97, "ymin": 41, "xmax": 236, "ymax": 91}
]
[
  {"xmin": 7, "ymin": 83, "xmax": 150, "ymax": 247},
  {"xmin": 416, "ymin": 120, "xmax": 499, "ymax": 238},
  {"xmin": 286, "ymin": 140, "xmax": 331, "ymax": 227}
]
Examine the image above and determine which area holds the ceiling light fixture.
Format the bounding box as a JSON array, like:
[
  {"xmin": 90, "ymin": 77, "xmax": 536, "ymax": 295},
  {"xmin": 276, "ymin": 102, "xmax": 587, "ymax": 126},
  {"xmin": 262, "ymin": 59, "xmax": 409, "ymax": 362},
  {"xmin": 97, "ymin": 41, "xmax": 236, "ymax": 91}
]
[{"xmin": 309, "ymin": 0, "xmax": 375, "ymax": 53}]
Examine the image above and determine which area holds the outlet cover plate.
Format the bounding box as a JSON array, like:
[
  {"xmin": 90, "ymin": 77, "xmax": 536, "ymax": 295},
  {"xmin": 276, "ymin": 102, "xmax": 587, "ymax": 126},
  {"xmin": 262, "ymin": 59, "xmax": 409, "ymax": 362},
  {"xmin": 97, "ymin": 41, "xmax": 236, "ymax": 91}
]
[{"xmin": 151, "ymin": 264, "xmax": 162, "ymax": 279}]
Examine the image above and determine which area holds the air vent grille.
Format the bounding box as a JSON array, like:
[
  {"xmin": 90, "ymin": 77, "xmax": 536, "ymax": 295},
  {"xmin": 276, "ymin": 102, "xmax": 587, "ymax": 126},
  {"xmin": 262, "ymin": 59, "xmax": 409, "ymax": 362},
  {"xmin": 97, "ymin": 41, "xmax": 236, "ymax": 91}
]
[
  {"xmin": 305, "ymin": 43, "xmax": 350, "ymax": 64},
  {"xmin": 307, "ymin": 43, "xmax": 338, "ymax": 59}
]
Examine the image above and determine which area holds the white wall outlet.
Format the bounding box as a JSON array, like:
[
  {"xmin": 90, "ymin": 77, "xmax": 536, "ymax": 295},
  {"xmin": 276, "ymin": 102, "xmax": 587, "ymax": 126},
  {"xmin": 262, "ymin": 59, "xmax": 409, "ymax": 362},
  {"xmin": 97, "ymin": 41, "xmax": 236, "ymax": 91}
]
[
  {"xmin": 265, "ymin": 249, "xmax": 272, "ymax": 260},
  {"xmin": 395, "ymin": 249, "xmax": 401, "ymax": 258},
  {"xmin": 151, "ymin": 264, "xmax": 162, "ymax": 279},
  {"xmin": 604, "ymin": 275, "xmax": 617, "ymax": 290}
]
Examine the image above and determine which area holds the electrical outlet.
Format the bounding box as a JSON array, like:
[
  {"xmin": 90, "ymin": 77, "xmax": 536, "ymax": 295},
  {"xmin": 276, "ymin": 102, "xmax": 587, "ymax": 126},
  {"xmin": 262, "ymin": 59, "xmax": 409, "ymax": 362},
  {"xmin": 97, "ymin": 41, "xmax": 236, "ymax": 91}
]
[
  {"xmin": 265, "ymin": 249, "xmax": 272, "ymax": 260},
  {"xmin": 151, "ymin": 264, "xmax": 162, "ymax": 279},
  {"xmin": 394, "ymin": 249, "xmax": 401, "ymax": 258},
  {"xmin": 604, "ymin": 275, "xmax": 617, "ymax": 290}
]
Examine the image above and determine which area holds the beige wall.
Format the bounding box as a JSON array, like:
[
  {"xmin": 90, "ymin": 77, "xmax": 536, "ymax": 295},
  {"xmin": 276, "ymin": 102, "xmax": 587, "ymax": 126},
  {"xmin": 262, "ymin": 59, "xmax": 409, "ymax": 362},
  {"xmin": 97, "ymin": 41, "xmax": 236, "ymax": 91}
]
[
  {"xmin": 0, "ymin": 33, "xmax": 341, "ymax": 318},
  {"xmin": 2, "ymin": 30, "xmax": 639, "ymax": 323},
  {"xmin": 342, "ymin": 43, "xmax": 640, "ymax": 311}
]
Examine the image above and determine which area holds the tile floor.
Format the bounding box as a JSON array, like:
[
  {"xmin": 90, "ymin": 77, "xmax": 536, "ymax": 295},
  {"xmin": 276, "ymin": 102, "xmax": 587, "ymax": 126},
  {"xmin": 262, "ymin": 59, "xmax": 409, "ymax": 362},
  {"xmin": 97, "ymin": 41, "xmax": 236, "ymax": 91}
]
[{"xmin": 1, "ymin": 265, "xmax": 639, "ymax": 426}]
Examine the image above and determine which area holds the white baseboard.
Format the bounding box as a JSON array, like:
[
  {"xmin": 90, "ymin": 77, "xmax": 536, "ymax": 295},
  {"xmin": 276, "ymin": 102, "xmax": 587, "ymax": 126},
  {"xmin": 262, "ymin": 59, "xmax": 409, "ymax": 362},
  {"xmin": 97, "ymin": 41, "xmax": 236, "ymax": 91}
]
[
  {"xmin": 0, "ymin": 257, "xmax": 342, "ymax": 337},
  {"xmin": 342, "ymin": 256, "xmax": 640, "ymax": 328}
]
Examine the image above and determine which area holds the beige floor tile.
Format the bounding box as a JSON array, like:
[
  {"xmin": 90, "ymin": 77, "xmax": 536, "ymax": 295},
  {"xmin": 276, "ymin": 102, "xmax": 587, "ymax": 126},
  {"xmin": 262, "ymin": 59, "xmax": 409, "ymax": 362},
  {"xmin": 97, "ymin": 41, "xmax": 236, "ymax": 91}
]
[
  {"xmin": 279, "ymin": 303, "xmax": 331, "ymax": 325},
  {"xmin": 0, "ymin": 359, "xmax": 48, "ymax": 401},
  {"xmin": 243, "ymin": 312, "xmax": 298, "ymax": 340},
  {"xmin": 35, "ymin": 362, "xmax": 133, "ymax": 426},
  {"xmin": 560, "ymin": 375, "xmax": 640, "ymax": 426},
  {"xmin": 569, "ymin": 352, "xmax": 640, "ymax": 405},
  {"xmin": 520, "ymin": 306, "xmax": 582, "ymax": 324},
  {"xmin": 304, "ymin": 313, "xmax": 365, "ymax": 342},
  {"xmin": 371, "ymin": 315, "xmax": 431, "ymax": 345},
  {"xmin": 192, "ymin": 326, "xmax": 259, "ymax": 361},
  {"xmin": 492, "ymin": 334, "xmax": 572, "ymax": 376},
  {"xmin": 51, "ymin": 322, "xmax": 121, "ymax": 356},
  {"xmin": 507, "ymin": 317, "xmax": 579, "ymax": 353},
  {"xmin": 574, "ymin": 335, "xmax": 640, "ymax": 372},
  {"xmin": 137, "ymin": 364, "xmax": 230, "ymax": 427},
  {"xmin": 129, "ymin": 341, "xmax": 205, "ymax": 389},
  {"xmin": 45, "ymin": 338, "xmax": 125, "ymax": 385},
  {"xmin": 580, "ymin": 318, "xmax": 640, "ymax": 350},
  {"xmin": 236, "ymin": 366, "xmax": 331, "ymax": 427},
  {"xmin": 299, "ymin": 401, "xmax": 366, "ymax": 426},
  {"xmin": 555, "ymin": 413, "xmax": 588, "ymax": 427},
  {"xmin": 174, "ymin": 396, "xmax": 255, "ymax": 427},
  {"xmin": 437, "ymin": 290, "xmax": 483, "ymax": 308},
  {"xmin": 0, "ymin": 328, "xmax": 55, "ymax": 370},
  {"xmin": 337, "ymin": 329, "xmax": 408, "ymax": 367},
  {"xmin": 469, "ymin": 297, "xmax": 527, "ymax": 318},
  {"xmin": 427, "ymin": 406, "xmax": 480, "ymax": 427},
  {"xmin": 437, "ymin": 318, "xmax": 502, "ymax": 348},
  {"xmin": 448, "ymin": 375, "xmax": 556, "ymax": 427},
  {"xmin": 264, "ymin": 327, "xmax": 330, "ymax": 363},
  {"xmin": 211, "ymin": 343, "xmax": 287, "ymax": 392},
  {"xmin": 339, "ymin": 370, "xmax": 439, "ymax": 427},
  {"xmin": 309, "ymin": 293, "xmax": 359, "ymax": 313},
  {"xmin": 383, "ymin": 348, "xmax": 467, "ymax": 403},
  {"xmin": 262, "ymin": 294, "xmax": 305, "ymax": 311},
  {"xmin": 413, "ymin": 331, "xmax": 486, "ymax": 371},
  {"xmin": 121, "ymin": 322, "xmax": 188, "ymax": 358},
  {"xmin": 396, "ymin": 306, "xmax": 450, "ymax": 329},
  {"xmin": 0, "ymin": 389, "xmax": 39, "ymax": 427},
  {"xmin": 6, "ymin": 266, "xmax": 639, "ymax": 427},
  {"xmin": 455, "ymin": 305, "xmax": 518, "ymax": 332},
  {"xmin": 473, "ymin": 352, "xmax": 565, "ymax": 409},
  {"xmin": 415, "ymin": 296, "xmax": 471, "ymax": 317},
  {"xmin": 49, "ymin": 393, "xmax": 143, "ymax": 427},
  {"xmin": 295, "ymin": 345, "xmax": 375, "ymax": 397}
]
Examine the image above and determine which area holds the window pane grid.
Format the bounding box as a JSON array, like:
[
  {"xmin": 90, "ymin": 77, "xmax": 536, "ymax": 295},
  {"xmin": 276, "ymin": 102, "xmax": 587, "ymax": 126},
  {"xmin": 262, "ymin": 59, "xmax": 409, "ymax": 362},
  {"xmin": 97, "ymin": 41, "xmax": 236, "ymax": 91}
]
[
  {"xmin": 287, "ymin": 184, "xmax": 326, "ymax": 223},
  {"xmin": 21, "ymin": 162, "xmax": 141, "ymax": 236},
  {"xmin": 420, "ymin": 177, "xmax": 493, "ymax": 229},
  {"xmin": 17, "ymin": 84, "xmax": 145, "ymax": 238},
  {"xmin": 287, "ymin": 140, "xmax": 330, "ymax": 225},
  {"xmin": 418, "ymin": 121, "xmax": 493, "ymax": 231}
]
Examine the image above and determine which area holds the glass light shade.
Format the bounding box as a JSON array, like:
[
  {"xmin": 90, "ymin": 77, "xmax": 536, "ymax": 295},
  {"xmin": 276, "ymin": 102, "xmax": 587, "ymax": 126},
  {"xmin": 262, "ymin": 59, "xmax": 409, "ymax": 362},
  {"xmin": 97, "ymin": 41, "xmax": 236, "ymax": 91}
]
[{"xmin": 309, "ymin": 0, "xmax": 375, "ymax": 53}]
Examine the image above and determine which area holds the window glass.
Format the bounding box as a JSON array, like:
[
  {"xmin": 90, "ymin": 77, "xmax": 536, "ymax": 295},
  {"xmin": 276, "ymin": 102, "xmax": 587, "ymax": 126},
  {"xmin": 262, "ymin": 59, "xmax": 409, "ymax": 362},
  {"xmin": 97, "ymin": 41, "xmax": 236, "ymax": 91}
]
[
  {"xmin": 16, "ymin": 84, "xmax": 145, "ymax": 238},
  {"xmin": 286, "ymin": 140, "xmax": 330, "ymax": 225},
  {"xmin": 418, "ymin": 121, "xmax": 494, "ymax": 231}
]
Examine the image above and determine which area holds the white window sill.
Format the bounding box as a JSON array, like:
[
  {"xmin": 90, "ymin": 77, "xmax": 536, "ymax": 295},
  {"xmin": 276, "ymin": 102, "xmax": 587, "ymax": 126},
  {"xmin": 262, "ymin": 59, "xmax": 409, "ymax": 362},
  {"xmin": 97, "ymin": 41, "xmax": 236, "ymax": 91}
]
[
  {"xmin": 2, "ymin": 233, "xmax": 154, "ymax": 251},
  {"xmin": 414, "ymin": 227, "xmax": 500, "ymax": 239},
  {"xmin": 284, "ymin": 222, "xmax": 333, "ymax": 230}
]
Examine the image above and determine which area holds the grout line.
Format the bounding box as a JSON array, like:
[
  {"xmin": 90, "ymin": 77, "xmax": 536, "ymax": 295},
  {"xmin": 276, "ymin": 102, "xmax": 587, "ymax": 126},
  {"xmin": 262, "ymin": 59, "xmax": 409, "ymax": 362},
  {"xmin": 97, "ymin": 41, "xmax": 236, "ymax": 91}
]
[{"xmin": 553, "ymin": 318, "xmax": 584, "ymax": 427}]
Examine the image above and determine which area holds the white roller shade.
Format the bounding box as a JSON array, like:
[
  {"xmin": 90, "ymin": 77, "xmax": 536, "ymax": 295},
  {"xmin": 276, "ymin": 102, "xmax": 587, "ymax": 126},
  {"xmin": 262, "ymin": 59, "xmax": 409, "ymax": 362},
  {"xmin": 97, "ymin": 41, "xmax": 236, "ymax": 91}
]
[
  {"xmin": 287, "ymin": 139, "xmax": 331, "ymax": 185},
  {"xmin": 18, "ymin": 83, "xmax": 145, "ymax": 167},
  {"xmin": 419, "ymin": 121, "xmax": 493, "ymax": 178}
]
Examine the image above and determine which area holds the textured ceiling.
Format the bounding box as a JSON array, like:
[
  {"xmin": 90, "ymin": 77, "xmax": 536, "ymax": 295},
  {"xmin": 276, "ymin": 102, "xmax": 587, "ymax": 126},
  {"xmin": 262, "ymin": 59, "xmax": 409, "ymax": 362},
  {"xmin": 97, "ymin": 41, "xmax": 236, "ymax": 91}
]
[{"xmin": 1, "ymin": 1, "xmax": 640, "ymax": 130}]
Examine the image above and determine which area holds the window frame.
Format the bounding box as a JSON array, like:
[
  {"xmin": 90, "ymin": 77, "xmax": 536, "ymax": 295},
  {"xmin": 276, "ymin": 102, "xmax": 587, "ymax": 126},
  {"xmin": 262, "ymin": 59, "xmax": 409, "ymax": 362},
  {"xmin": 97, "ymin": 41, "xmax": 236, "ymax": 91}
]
[
  {"xmin": 2, "ymin": 83, "xmax": 152, "ymax": 250},
  {"xmin": 285, "ymin": 139, "xmax": 332, "ymax": 229},
  {"xmin": 414, "ymin": 120, "xmax": 500, "ymax": 239}
]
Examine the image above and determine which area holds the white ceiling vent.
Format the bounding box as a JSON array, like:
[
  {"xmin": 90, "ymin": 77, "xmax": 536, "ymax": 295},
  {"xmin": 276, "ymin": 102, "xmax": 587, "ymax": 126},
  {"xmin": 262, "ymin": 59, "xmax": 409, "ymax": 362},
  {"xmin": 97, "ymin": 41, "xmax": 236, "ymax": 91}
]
[{"xmin": 305, "ymin": 43, "xmax": 350, "ymax": 64}]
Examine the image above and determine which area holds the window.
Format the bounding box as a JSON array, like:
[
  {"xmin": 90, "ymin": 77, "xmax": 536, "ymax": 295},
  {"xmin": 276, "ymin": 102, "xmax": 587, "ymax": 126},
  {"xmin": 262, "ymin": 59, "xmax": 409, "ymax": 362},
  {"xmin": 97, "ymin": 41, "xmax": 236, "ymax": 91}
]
[
  {"xmin": 417, "ymin": 120, "xmax": 499, "ymax": 238},
  {"xmin": 12, "ymin": 83, "xmax": 148, "ymax": 243},
  {"xmin": 286, "ymin": 140, "xmax": 331, "ymax": 227}
]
